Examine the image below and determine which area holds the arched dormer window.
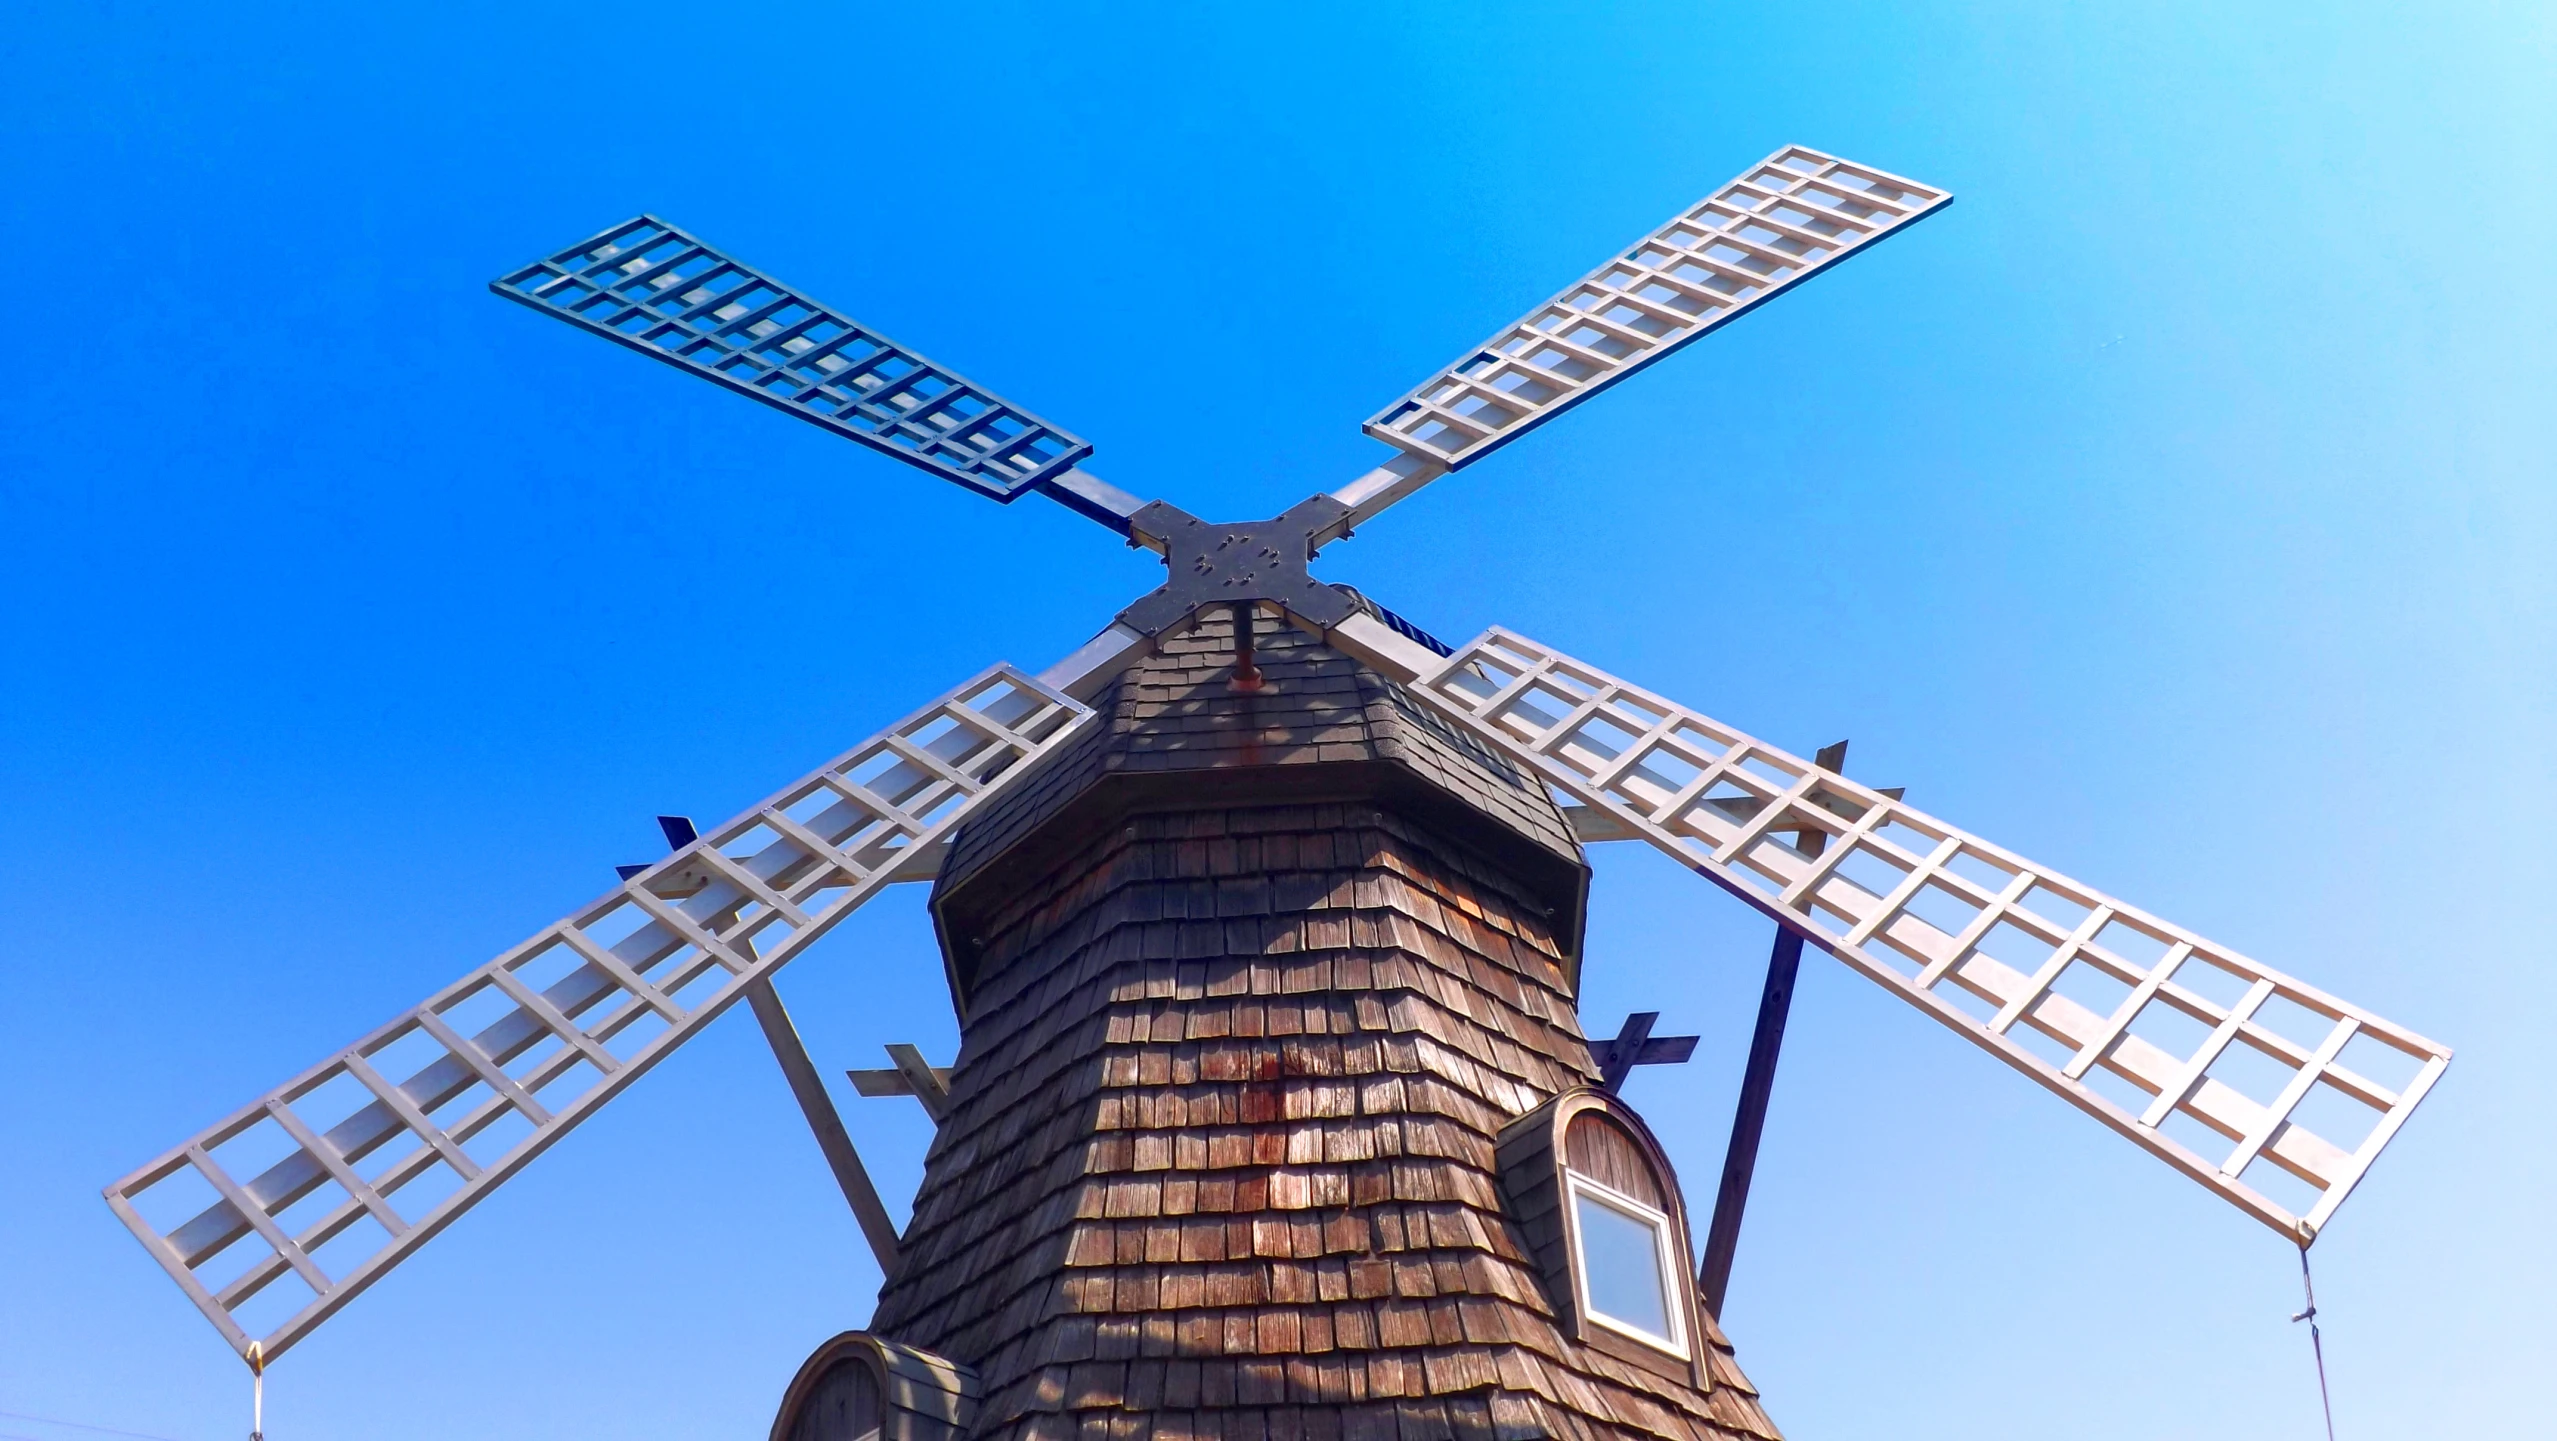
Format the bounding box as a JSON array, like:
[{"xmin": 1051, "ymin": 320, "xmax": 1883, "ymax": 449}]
[
  {"xmin": 1563, "ymin": 1110, "xmax": 1690, "ymax": 1355},
  {"xmin": 769, "ymin": 1332, "xmax": 979, "ymax": 1441},
  {"xmin": 1496, "ymin": 1089, "xmax": 1706, "ymax": 1386}
]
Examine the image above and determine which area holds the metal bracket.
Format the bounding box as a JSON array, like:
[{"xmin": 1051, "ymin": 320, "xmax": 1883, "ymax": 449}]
[{"xmin": 1115, "ymin": 495, "xmax": 1358, "ymax": 637}]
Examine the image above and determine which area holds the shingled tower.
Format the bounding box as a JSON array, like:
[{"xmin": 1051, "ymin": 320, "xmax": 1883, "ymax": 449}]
[{"xmin": 772, "ymin": 610, "xmax": 1780, "ymax": 1441}]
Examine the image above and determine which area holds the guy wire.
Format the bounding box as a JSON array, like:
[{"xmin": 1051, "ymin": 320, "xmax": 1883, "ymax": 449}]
[{"xmin": 2292, "ymin": 1236, "xmax": 2336, "ymax": 1441}]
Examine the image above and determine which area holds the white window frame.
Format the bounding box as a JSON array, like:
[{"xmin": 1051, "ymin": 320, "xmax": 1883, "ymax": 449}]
[{"xmin": 1563, "ymin": 1170, "xmax": 1691, "ymax": 1359}]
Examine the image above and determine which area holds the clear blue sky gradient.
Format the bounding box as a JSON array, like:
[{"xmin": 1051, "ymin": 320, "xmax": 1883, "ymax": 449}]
[{"xmin": 4, "ymin": 3, "xmax": 2550, "ymax": 1438}]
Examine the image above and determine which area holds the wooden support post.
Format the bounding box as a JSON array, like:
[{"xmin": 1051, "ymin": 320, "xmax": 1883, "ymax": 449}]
[
  {"xmin": 1698, "ymin": 926, "xmax": 1803, "ymax": 1318},
  {"xmin": 1698, "ymin": 740, "xmax": 1846, "ymax": 1318},
  {"xmin": 744, "ymin": 977, "xmax": 903, "ymax": 1276}
]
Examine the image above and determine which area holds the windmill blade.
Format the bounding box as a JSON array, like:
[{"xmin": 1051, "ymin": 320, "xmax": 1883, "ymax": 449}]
[
  {"xmin": 1327, "ymin": 615, "xmax": 2449, "ymax": 1243},
  {"xmin": 1328, "ymin": 147, "xmax": 1949, "ymax": 537},
  {"xmin": 103, "ymin": 665, "xmax": 1094, "ymax": 1364},
  {"xmin": 492, "ymin": 217, "xmax": 1143, "ymax": 530},
  {"xmin": 1364, "ymin": 145, "xmax": 1949, "ymax": 470}
]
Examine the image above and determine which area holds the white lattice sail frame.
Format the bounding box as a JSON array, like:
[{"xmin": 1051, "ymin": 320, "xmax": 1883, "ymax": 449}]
[
  {"xmin": 1364, "ymin": 145, "xmax": 1951, "ymax": 469},
  {"xmin": 103, "ymin": 666, "xmax": 1093, "ymax": 1362},
  {"xmin": 1338, "ymin": 620, "xmax": 2450, "ymax": 1241}
]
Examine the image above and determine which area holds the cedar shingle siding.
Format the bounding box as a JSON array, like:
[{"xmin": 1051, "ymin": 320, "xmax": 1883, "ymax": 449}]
[{"xmin": 871, "ymin": 611, "xmax": 1779, "ymax": 1441}]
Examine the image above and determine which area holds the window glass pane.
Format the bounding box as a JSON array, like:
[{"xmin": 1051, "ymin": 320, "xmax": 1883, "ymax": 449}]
[{"xmin": 1574, "ymin": 1188, "xmax": 1673, "ymax": 1340}]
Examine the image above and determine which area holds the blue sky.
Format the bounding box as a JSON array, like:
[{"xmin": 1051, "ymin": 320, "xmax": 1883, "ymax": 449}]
[{"xmin": 3, "ymin": 2, "xmax": 2549, "ymax": 1438}]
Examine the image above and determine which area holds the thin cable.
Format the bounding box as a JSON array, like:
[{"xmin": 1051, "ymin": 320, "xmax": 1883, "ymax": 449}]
[
  {"xmin": 2292, "ymin": 1239, "xmax": 2336, "ymax": 1441},
  {"xmin": 244, "ymin": 1338, "xmax": 264, "ymax": 1441}
]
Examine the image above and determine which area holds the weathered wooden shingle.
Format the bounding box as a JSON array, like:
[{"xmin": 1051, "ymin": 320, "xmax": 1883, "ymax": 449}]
[{"xmin": 873, "ymin": 612, "xmax": 1778, "ymax": 1441}]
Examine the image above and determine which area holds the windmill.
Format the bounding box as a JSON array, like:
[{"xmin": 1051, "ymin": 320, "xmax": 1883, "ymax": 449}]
[{"xmin": 105, "ymin": 146, "xmax": 2450, "ymax": 1441}]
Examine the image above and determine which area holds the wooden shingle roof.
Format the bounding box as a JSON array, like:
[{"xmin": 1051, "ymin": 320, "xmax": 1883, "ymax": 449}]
[{"xmin": 932, "ymin": 609, "xmax": 1589, "ymax": 1015}]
